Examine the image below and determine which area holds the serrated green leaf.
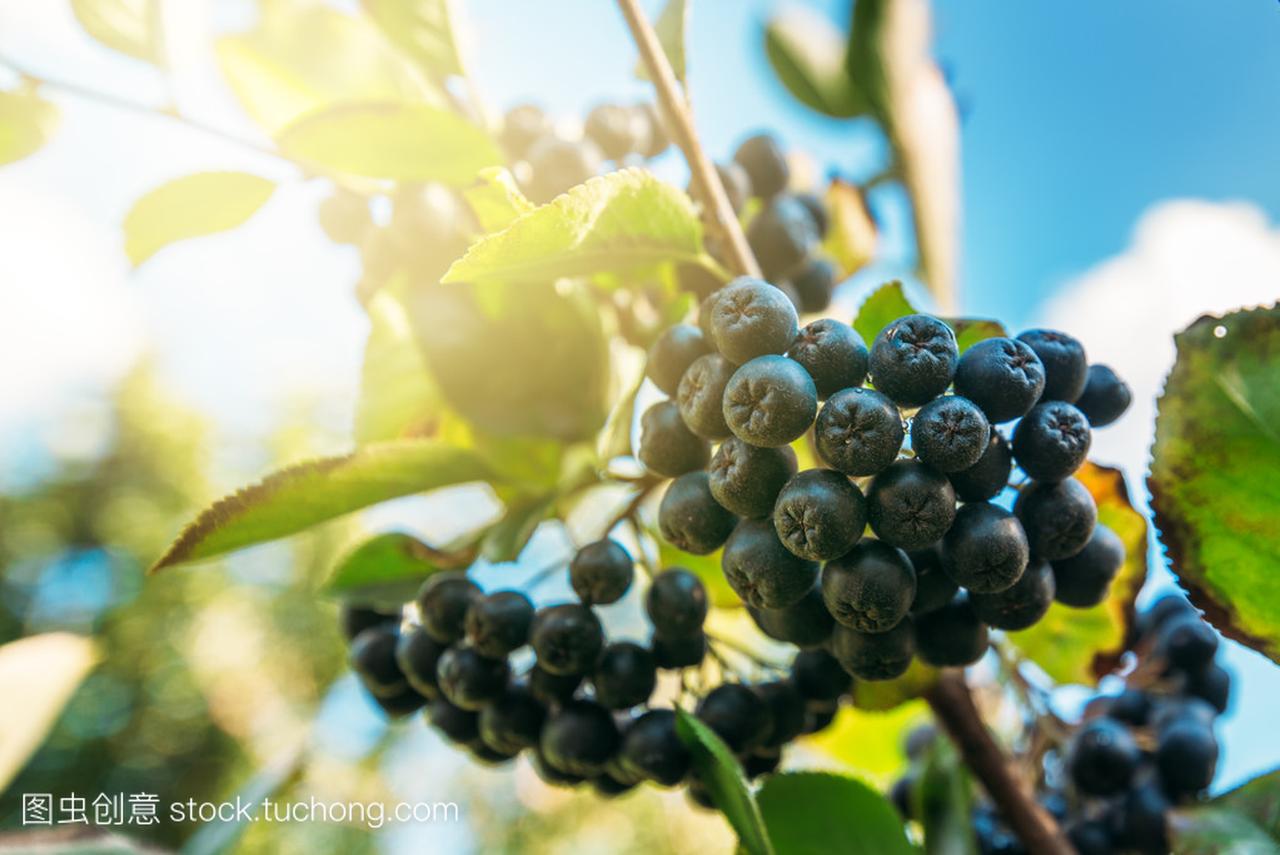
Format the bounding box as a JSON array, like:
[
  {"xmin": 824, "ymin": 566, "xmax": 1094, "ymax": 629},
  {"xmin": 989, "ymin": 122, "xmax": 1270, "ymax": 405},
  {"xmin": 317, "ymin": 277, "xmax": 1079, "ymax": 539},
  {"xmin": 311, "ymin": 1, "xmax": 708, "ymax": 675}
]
[
  {"xmin": 1150, "ymin": 306, "xmax": 1280, "ymax": 664},
  {"xmin": 853, "ymin": 280, "xmax": 919, "ymax": 345},
  {"xmin": 151, "ymin": 440, "xmax": 495, "ymax": 571},
  {"xmin": 463, "ymin": 167, "xmax": 536, "ymax": 233},
  {"xmin": 635, "ymin": 0, "xmax": 689, "ymax": 82},
  {"xmin": 0, "ymin": 633, "xmax": 99, "ymax": 791},
  {"xmin": 822, "ymin": 178, "xmax": 877, "ymax": 279},
  {"xmin": 481, "ymin": 493, "xmax": 556, "ymax": 562},
  {"xmin": 70, "ymin": 0, "xmax": 164, "ymax": 65},
  {"xmin": 803, "ymin": 700, "xmax": 928, "ymax": 785},
  {"xmin": 1171, "ymin": 768, "xmax": 1280, "ymax": 854},
  {"xmin": 123, "ymin": 172, "xmax": 275, "ymax": 266},
  {"xmin": 215, "ymin": 4, "xmax": 439, "ymax": 133},
  {"xmin": 322, "ymin": 532, "xmax": 470, "ymax": 607},
  {"xmin": 278, "ymin": 101, "xmax": 501, "ymax": 184},
  {"xmin": 1010, "ymin": 462, "xmax": 1148, "ymax": 684},
  {"xmin": 443, "ymin": 169, "xmax": 704, "ymax": 284},
  {"xmin": 757, "ymin": 771, "xmax": 916, "ymax": 855},
  {"xmin": 360, "ymin": 0, "xmax": 463, "ymax": 81},
  {"xmin": 765, "ymin": 8, "xmax": 867, "ymax": 119},
  {"xmin": 0, "ymin": 88, "xmax": 59, "ymax": 166},
  {"xmin": 675, "ymin": 708, "xmax": 774, "ymax": 855},
  {"xmin": 354, "ymin": 285, "xmax": 441, "ymax": 444}
]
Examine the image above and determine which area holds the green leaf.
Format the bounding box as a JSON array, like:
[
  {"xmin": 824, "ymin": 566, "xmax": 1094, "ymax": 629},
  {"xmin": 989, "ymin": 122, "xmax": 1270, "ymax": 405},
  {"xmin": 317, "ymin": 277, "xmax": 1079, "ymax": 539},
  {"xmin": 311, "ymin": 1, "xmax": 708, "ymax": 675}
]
[
  {"xmin": 70, "ymin": 0, "xmax": 164, "ymax": 65},
  {"xmin": 278, "ymin": 101, "xmax": 502, "ymax": 184},
  {"xmin": 0, "ymin": 88, "xmax": 59, "ymax": 166},
  {"xmin": 635, "ymin": 0, "xmax": 689, "ymax": 82},
  {"xmin": 360, "ymin": 0, "xmax": 464, "ymax": 81},
  {"xmin": 443, "ymin": 168, "xmax": 705, "ymax": 284},
  {"xmin": 480, "ymin": 492, "xmax": 557, "ymax": 562},
  {"xmin": 946, "ymin": 318, "xmax": 1007, "ymax": 354},
  {"xmin": 1171, "ymin": 768, "xmax": 1280, "ymax": 854},
  {"xmin": 596, "ymin": 357, "xmax": 645, "ymax": 463},
  {"xmin": 822, "ymin": 179, "xmax": 877, "ymax": 279},
  {"xmin": 1010, "ymin": 462, "xmax": 1149, "ymax": 684},
  {"xmin": 0, "ymin": 633, "xmax": 99, "ymax": 791},
  {"xmin": 758, "ymin": 771, "xmax": 915, "ymax": 855},
  {"xmin": 215, "ymin": 4, "xmax": 439, "ymax": 133},
  {"xmin": 803, "ymin": 700, "xmax": 928, "ymax": 785},
  {"xmin": 765, "ymin": 8, "xmax": 867, "ymax": 119},
  {"xmin": 151, "ymin": 440, "xmax": 495, "ymax": 571},
  {"xmin": 354, "ymin": 284, "xmax": 441, "ymax": 444},
  {"xmin": 123, "ymin": 172, "xmax": 275, "ymax": 266},
  {"xmin": 916, "ymin": 736, "xmax": 976, "ymax": 855},
  {"xmin": 1150, "ymin": 306, "xmax": 1280, "ymax": 663},
  {"xmin": 463, "ymin": 167, "xmax": 536, "ymax": 234},
  {"xmin": 675, "ymin": 708, "xmax": 775, "ymax": 855},
  {"xmin": 852, "ymin": 280, "xmax": 918, "ymax": 345},
  {"xmin": 322, "ymin": 532, "xmax": 470, "ymax": 607}
]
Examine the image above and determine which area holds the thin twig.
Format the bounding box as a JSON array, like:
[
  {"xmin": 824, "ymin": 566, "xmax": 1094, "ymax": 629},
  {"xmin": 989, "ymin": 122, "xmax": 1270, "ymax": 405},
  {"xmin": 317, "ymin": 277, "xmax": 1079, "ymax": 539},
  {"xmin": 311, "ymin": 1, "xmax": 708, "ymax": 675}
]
[
  {"xmin": 924, "ymin": 671, "xmax": 1073, "ymax": 855},
  {"xmin": 615, "ymin": 0, "xmax": 761, "ymax": 279}
]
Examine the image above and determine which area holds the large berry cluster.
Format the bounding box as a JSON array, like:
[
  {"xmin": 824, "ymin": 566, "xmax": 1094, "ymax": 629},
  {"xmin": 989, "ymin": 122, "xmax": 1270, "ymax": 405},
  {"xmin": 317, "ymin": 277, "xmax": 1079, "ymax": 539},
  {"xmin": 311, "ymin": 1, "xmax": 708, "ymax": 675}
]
[
  {"xmin": 894, "ymin": 595, "xmax": 1228, "ymax": 854},
  {"xmin": 641, "ymin": 276, "xmax": 1134, "ymax": 683}
]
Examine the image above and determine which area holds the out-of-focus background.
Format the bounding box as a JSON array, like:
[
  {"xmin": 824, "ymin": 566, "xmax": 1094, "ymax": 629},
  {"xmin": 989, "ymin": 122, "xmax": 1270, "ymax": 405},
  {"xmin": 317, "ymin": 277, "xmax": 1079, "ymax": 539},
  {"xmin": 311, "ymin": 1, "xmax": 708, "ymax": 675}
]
[{"xmin": 1, "ymin": 1, "xmax": 1278, "ymax": 852}]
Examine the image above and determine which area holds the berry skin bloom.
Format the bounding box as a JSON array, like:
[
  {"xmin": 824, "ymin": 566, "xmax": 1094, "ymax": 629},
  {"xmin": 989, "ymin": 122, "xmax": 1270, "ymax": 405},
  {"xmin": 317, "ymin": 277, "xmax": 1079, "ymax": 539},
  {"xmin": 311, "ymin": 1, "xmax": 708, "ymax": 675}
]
[
  {"xmin": 638, "ymin": 400, "xmax": 710, "ymax": 478},
  {"xmin": 772, "ymin": 468, "xmax": 867, "ymax": 561},
  {"xmin": 787, "ymin": 318, "xmax": 869, "ymax": 399},
  {"xmin": 708, "ymin": 437, "xmax": 796, "ymax": 518},
  {"xmin": 953, "ymin": 337, "xmax": 1046, "ymax": 423},
  {"xmin": 722, "ymin": 518, "xmax": 820, "ymax": 609},
  {"xmin": 1015, "ymin": 477, "xmax": 1097, "ymax": 561},
  {"xmin": 677, "ymin": 353, "xmax": 736, "ymax": 440},
  {"xmin": 733, "ymin": 132, "xmax": 790, "ymax": 200},
  {"xmin": 416, "ymin": 572, "xmax": 482, "ymax": 644},
  {"xmin": 570, "ymin": 539, "xmax": 634, "ymax": 606},
  {"xmin": 869, "ymin": 314, "xmax": 959, "ymax": 407},
  {"xmin": 910, "ymin": 395, "xmax": 991, "ymax": 473},
  {"xmin": 722, "ymin": 355, "xmax": 818, "ymax": 448},
  {"xmin": 866, "ymin": 460, "xmax": 958, "ymax": 551},
  {"xmin": 948, "ymin": 429, "xmax": 1013, "ymax": 502},
  {"xmin": 1051, "ymin": 524, "xmax": 1124, "ymax": 607},
  {"xmin": 1075, "ymin": 363, "xmax": 1133, "ymax": 427},
  {"xmin": 658, "ymin": 471, "xmax": 737, "ymax": 555},
  {"xmin": 709, "ymin": 277, "xmax": 799, "ymax": 365},
  {"xmin": 912, "ymin": 592, "xmax": 989, "ymax": 667},
  {"xmin": 646, "ymin": 323, "xmax": 711, "ymax": 396},
  {"xmin": 465, "ymin": 590, "xmax": 534, "ymax": 658},
  {"xmin": 814, "ymin": 387, "xmax": 905, "ymax": 476},
  {"xmin": 1016, "ymin": 328, "xmax": 1089, "ymax": 403},
  {"xmin": 820, "ymin": 539, "xmax": 917, "ymax": 634},
  {"xmin": 830, "ymin": 618, "xmax": 916, "ymax": 681},
  {"xmin": 942, "ymin": 502, "xmax": 1030, "ymax": 594},
  {"xmin": 645, "ymin": 568, "xmax": 709, "ymax": 639},
  {"xmin": 530, "ymin": 604, "xmax": 604, "ymax": 677},
  {"xmin": 970, "ymin": 559, "xmax": 1055, "ymax": 630},
  {"xmin": 1012, "ymin": 401, "xmax": 1092, "ymax": 482},
  {"xmin": 748, "ymin": 196, "xmax": 820, "ymax": 279}
]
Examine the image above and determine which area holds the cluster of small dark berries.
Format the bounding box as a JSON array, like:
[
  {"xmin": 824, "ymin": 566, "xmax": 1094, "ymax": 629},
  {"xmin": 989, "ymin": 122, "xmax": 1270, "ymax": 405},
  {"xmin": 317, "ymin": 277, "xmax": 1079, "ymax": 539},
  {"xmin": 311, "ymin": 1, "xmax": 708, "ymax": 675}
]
[
  {"xmin": 639, "ymin": 277, "xmax": 1135, "ymax": 684},
  {"xmin": 894, "ymin": 596, "xmax": 1228, "ymax": 854},
  {"xmin": 340, "ymin": 539, "xmax": 842, "ymax": 803}
]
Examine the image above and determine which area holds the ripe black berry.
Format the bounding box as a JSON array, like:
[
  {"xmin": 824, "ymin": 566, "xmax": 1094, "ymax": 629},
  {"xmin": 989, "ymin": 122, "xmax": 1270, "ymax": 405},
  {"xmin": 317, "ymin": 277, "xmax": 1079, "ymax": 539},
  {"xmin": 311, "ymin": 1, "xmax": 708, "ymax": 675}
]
[
  {"xmin": 1150, "ymin": 697, "xmax": 1217, "ymax": 732},
  {"xmin": 789, "ymin": 258, "xmax": 837, "ymax": 314},
  {"xmin": 436, "ymin": 646, "xmax": 509, "ymax": 710},
  {"xmin": 708, "ymin": 437, "xmax": 796, "ymax": 518},
  {"xmin": 532, "ymin": 745, "xmax": 585, "ymax": 787},
  {"xmin": 866, "ymin": 460, "xmax": 957, "ymax": 550},
  {"xmin": 570, "ymin": 539, "xmax": 634, "ymax": 606},
  {"xmin": 702, "ymin": 161, "xmax": 753, "ymax": 214},
  {"xmin": 772, "ymin": 468, "xmax": 867, "ymax": 561},
  {"xmin": 1156, "ymin": 719, "xmax": 1218, "ymax": 796},
  {"xmin": 1066, "ymin": 819, "xmax": 1114, "ymax": 855},
  {"xmin": 620, "ymin": 709, "xmax": 691, "ymax": 786},
  {"xmin": 1156, "ymin": 614, "xmax": 1219, "ymax": 675},
  {"xmin": 1014, "ymin": 478, "xmax": 1097, "ymax": 561},
  {"xmin": 814, "ymin": 387, "xmax": 905, "ymax": 475},
  {"xmin": 500, "ymin": 103, "xmax": 552, "ymax": 159},
  {"xmin": 1067, "ymin": 717, "xmax": 1139, "ymax": 796},
  {"xmin": 1106, "ymin": 689, "xmax": 1151, "ymax": 726},
  {"xmin": 942, "ymin": 501, "xmax": 1030, "ymax": 594},
  {"xmin": 722, "ymin": 518, "xmax": 820, "ymax": 609},
  {"xmin": 948, "ymin": 429, "xmax": 1013, "ymax": 502},
  {"xmin": 830, "ymin": 618, "xmax": 915, "ymax": 681},
  {"xmin": 868, "ymin": 314, "xmax": 959, "ymax": 407},
  {"xmin": 479, "ymin": 686, "xmax": 546, "ymax": 754},
  {"xmin": 651, "ymin": 631, "xmax": 708, "ymax": 669},
  {"xmin": 638, "ymin": 400, "xmax": 710, "ymax": 477},
  {"xmin": 540, "ymin": 699, "xmax": 622, "ymax": 777},
  {"xmin": 530, "ymin": 603, "xmax": 605, "ymax": 676},
  {"xmin": 646, "ymin": 323, "xmax": 711, "ymax": 396},
  {"xmin": 645, "ymin": 568, "xmax": 709, "ymax": 639},
  {"xmin": 709, "ymin": 277, "xmax": 800, "ymax": 364},
  {"xmin": 1016, "ymin": 329, "xmax": 1088, "ymax": 402},
  {"xmin": 697, "ymin": 683, "xmax": 773, "ymax": 753},
  {"xmin": 788, "ymin": 318, "xmax": 869, "ymax": 399},
  {"xmin": 428, "ymin": 696, "xmax": 481, "ymax": 746},
  {"xmin": 658, "ymin": 471, "xmax": 737, "ymax": 555},
  {"xmin": 340, "ymin": 603, "xmax": 399, "ymax": 641},
  {"xmin": 910, "ymin": 395, "xmax": 991, "ymax": 473},
  {"xmin": 821, "ymin": 539, "xmax": 916, "ymax": 633},
  {"xmin": 970, "ymin": 559, "xmax": 1055, "ymax": 630},
  {"xmin": 733, "ymin": 133, "xmax": 790, "ymax": 200},
  {"xmin": 1012, "ymin": 401, "xmax": 1092, "ymax": 482},
  {"xmin": 470, "ymin": 742, "xmax": 518, "ymax": 766},
  {"xmin": 524, "ymin": 136, "xmax": 603, "ymax": 203},
  {"xmin": 1051, "ymin": 523, "xmax": 1124, "ymax": 608},
  {"xmin": 1112, "ymin": 783, "xmax": 1170, "ymax": 855},
  {"xmin": 395, "ymin": 625, "xmax": 445, "ymax": 699},
  {"xmin": 749, "ymin": 580, "xmax": 835, "ymax": 648},
  {"xmin": 373, "ymin": 685, "xmax": 428, "ymax": 718},
  {"xmin": 416, "ymin": 571, "xmax": 482, "ymax": 643},
  {"xmin": 748, "ymin": 196, "xmax": 820, "ymax": 279},
  {"xmin": 529, "ymin": 664, "xmax": 582, "ymax": 706},
  {"xmin": 1140, "ymin": 594, "xmax": 1198, "ymax": 637},
  {"xmin": 912, "ymin": 592, "xmax": 989, "ymax": 667},
  {"xmin": 754, "ymin": 681, "xmax": 807, "ymax": 748},
  {"xmin": 791, "ymin": 648, "xmax": 852, "ymax": 701},
  {"xmin": 1186, "ymin": 662, "xmax": 1231, "ymax": 714},
  {"xmin": 952, "ymin": 337, "xmax": 1046, "ymax": 423},
  {"xmin": 350, "ymin": 624, "xmax": 408, "ymax": 697},
  {"xmin": 723, "ymin": 355, "xmax": 818, "ymax": 447},
  {"xmin": 745, "ymin": 748, "xmax": 782, "ymax": 780},
  {"xmin": 907, "ymin": 546, "xmax": 959, "ymax": 615},
  {"xmin": 584, "ymin": 102, "xmax": 647, "ymax": 160},
  {"xmin": 677, "ymin": 352, "xmax": 736, "ymax": 440},
  {"xmin": 1074, "ymin": 364, "xmax": 1132, "ymax": 428},
  {"xmin": 465, "ymin": 590, "xmax": 534, "ymax": 658},
  {"xmin": 592, "ymin": 641, "xmax": 657, "ymax": 709},
  {"xmin": 793, "ymin": 192, "xmax": 829, "ymax": 236}
]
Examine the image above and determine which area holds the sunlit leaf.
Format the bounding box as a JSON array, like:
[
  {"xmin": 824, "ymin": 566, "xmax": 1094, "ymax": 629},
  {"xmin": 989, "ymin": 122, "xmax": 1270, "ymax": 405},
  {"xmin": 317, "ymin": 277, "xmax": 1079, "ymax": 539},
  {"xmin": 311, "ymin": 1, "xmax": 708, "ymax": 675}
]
[
  {"xmin": 361, "ymin": 0, "xmax": 463, "ymax": 81},
  {"xmin": 764, "ymin": 8, "xmax": 866, "ymax": 119},
  {"xmin": 852, "ymin": 280, "xmax": 918, "ymax": 345},
  {"xmin": 1150, "ymin": 305, "xmax": 1280, "ymax": 664},
  {"xmin": 1170, "ymin": 768, "xmax": 1280, "ymax": 854},
  {"xmin": 1010, "ymin": 463, "xmax": 1148, "ymax": 684},
  {"xmin": 945, "ymin": 318, "xmax": 1006, "ymax": 354},
  {"xmin": 0, "ymin": 88, "xmax": 59, "ymax": 166},
  {"xmin": 354, "ymin": 285, "xmax": 441, "ymax": 444},
  {"xmin": 635, "ymin": 0, "xmax": 689, "ymax": 82},
  {"xmin": 675, "ymin": 709, "xmax": 775, "ymax": 855},
  {"xmin": 463, "ymin": 167, "xmax": 536, "ymax": 233},
  {"xmin": 151, "ymin": 440, "xmax": 496, "ymax": 571},
  {"xmin": 803, "ymin": 700, "xmax": 929, "ymax": 785},
  {"xmin": 757, "ymin": 772, "xmax": 916, "ymax": 855},
  {"xmin": 0, "ymin": 633, "xmax": 99, "ymax": 791},
  {"xmin": 278, "ymin": 102, "xmax": 501, "ymax": 184},
  {"xmin": 322, "ymin": 532, "xmax": 470, "ymax": 607},
  {"xmin": 70, "ymin": 0, "xmax": 163, "ymax": 65},
  {"xmin": 443, "ymin": 169, "xmax": 705, "ymax": 284},
  {"xmin": 123, "ymin": 172, "xmax": 275, "ymax": 266},
  {"xmin": 823, "ymin": 178, "xmax": 877, "ymax": 278}
]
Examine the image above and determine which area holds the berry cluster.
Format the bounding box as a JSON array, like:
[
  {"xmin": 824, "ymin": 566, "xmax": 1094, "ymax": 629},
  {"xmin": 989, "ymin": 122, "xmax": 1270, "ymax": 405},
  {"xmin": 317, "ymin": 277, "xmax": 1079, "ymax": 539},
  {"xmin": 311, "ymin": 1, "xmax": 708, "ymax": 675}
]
[
  {"xmin": 895, "ymin": 596, "xmax": 1228, "ymax": 854},
  {"xmin": 640, "ymin": 277, "xmax": 1134, "ymax": 684}
]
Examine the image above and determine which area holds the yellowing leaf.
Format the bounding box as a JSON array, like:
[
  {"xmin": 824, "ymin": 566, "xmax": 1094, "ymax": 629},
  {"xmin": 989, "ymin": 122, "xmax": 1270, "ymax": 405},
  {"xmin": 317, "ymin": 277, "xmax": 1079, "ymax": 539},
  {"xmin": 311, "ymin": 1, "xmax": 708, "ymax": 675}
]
[
  {"xmin": 278, "ymin": 102, "xmax": 501, "ymax": 184},
  {"xmin": 804, "ymin": 700, "xmax": 929, "ymax": 786},
  {"xmin": 823, "ymin": 178, "xmax": 877, "ymax": 278},
  {"xmin": 463, "ymin": 167, "xmax": 536, "ymax": 233},
  {"xmin": 361, "ymin": 0, "xmax": 464, "ymax": 81},
  {"xmin": 70, "ymin": 0, "xmax": 164, "ymax": 65},
  {"xmin": 123, "ymin": 172, "xmax": 275, "ymax": 266},
  {"xmin": 0, "ymin": 88, "xmax": 59, "ymax": 166},
  {"xmin": 151, "ymin": 440, "xmax": 496, "ymax": 571}
]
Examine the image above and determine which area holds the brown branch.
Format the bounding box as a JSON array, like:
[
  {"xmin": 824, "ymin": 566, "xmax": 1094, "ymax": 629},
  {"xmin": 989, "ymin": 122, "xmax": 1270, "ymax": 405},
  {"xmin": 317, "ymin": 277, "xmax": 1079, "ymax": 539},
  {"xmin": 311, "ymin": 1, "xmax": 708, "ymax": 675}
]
[
  {"xmin": 924, "ymin": 670, "xmax": 1073, "ymax": 855},
  {"xmin": 615, "ymin": 0, "xmax": 761, "ymax": 279}
]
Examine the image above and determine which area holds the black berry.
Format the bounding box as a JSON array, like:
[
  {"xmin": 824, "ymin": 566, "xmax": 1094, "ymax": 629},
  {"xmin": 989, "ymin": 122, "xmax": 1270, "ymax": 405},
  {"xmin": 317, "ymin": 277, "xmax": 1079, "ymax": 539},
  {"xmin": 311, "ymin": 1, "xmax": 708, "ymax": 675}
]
[
  {"xmin": 1156, "ymin": 718, "xmax": 1218, "ymax": 796},
  {"xmin": 830, "ymin": 618, "xmax": 915, "ymax": 681},
  {"xmin": 723, "ymin": 355, "xmax": 818, "ymax": 447},
  {"xmin": 465, "ymin": 590, "xmax": 535, "ymax": 658},
  {"xmin": 821, "ymin": 539, "xmax": 917, "ymax": 633},
  {"xmin": 723, "ymin": 518, "xmax": 820, "ymax": 609},
  {"xmin": 907, "ymin": 546, "xmax": 959, "ymax": 615},
  {"xmin": 748, "ymin": 196, "xmax": 820, "ymax": 279},
  {"xmin": 788, "ymin": 318, "xmax": 869, "ymax": 399},
  {"xmin": 620, "ymin": 709, "xmax": 691, "ymax": 786},
  {"xmin": 395, "ymin": 624, "xmax": 445, "ymax": 698},
  {"xmin": 1067, "ymin": 717, "xmax": 1139, "ymax": 796},
  {"xmin": 970, "ymin": 558, "xmax": 1055, "ymax": 630},
  {"xmin": 750, "ymin": 580, "xmax": 835, "ymax": 648},
  {"xmin": 570, "ymin": 539, "xmax": 634, "ymax": 606},
  {"xmin": 772, "ymin": 468, "xmax": 867, "ymax": 561},
  {"xmin": 1016, "ymin": 329, "xmax": 1088, "ymax": 403},
  {"xmin": 952, "ymin": 337, "xmax": 1046, "ymax": 423},
  {"xmin": 733, "ymin": 133, "xmax": 790, "ymax": 199},
  {"xmin": 638, "ymin": 399, "xmax": 710, "ymax": 477},
  {"xmin": 350, "ymin": 624, "xmax": 407, "ymax": 697},
  {"xmin": 868, "ymin": 314, "xmax": 959, "ymax": 407},
  {"xmin": 651, "ymin": 631, "xmax": 708, "ymax": 669},
  {"xmin": 592, "ymin": 641, "xmax": 657, "ymax": 709},
  {"xmin": 814, "ymin": 387, "xmax": 905, "ymax": 475},
  {"xmin": 436, "ymin": 646, "xmax": 509, "ymax": 710},
  {"xmin": 1051, "ymin": 524, "xmax": 1124, "ymax": 607},
  {"xmin": 754, "ymin": 681, "xmax": 807, "ymax": 748},
  {"xmin": 646, "ymin": 323, "xmax": 711, "ymax": 395},
  {"xmin": 1074, "ymin": 364, "xmax": 1132, "ymax": 428},
  {"xmin": 479, "ymin": 686, "xmax": 546, "ymax": 754},
  {"xmin": 709, "ymin": 277, "xmax": 800, "ymax": 364},
  {"xmin": 340, "ymin": 603, "xmax": 399, "ymax": 641},
  {"xmin": 791, "ymin": 648, "xmax": 852, "ymax": 701},
  {"xmin": 540, "ymin": 699, "xmax": 622, "ymax": 777},
  {"xmin": 708, "ymin": 437, "xmax": 797, "ymax": 518},
  {"xmin": 646, "ymin": 568, "xmax": 709, "ymax": 639},
  {"xmin": 948, "ymin": 429, "xmax": 1013, "ymax": 502},
  {"xmin": 1012, "ymin": 401, "xmax": 1092, "ymax": 482},
  {"xmin": 677, "ymin": 352, "xmax": 736, "ymax": 440},
  {"xmin": 1156, "ymin": 615, "xmax": 1219, "ymax": 675},
  {"xmin": 793, "ymin": 191, "xmax": 829, "ymax": 236},
  {"xmin": 584, "ymin": 102, "xmax": 647, "ymax": 160},
  {"xmin": 530, "ymin": 603, "xmax": 605, "ymax": 676},
  {"xmin": 942, "ymin": 501, "xmax": 1030, "ymax": 594},
  {"xmin": 910, "ymin": 395, "xmax": 991, "ymax": 473},
  {"xmin": 866, "ymin": 460, "xmax": 957, "ymax": 550},
  {"xmin": 1015, "ymin": 478, "xmax": 1097, "ymax": 561},
  {"xmin": 428, "ymin": 696, "xmax": 480, "ymax": 746},
  {"xmin": 912, "ymin": 592, "xmax": 989, "ymax": 667},
  {"xmin": 658, "ymin": 471, "xmax": 737, "ymax": 555},
  {"xmin": 789, "ymin": 258, "xmax": 837, "ymax": 314},
  {"xmin": 697, "ymin": 683, "xmax": 773, "ymax": 753},
  {"xmin": 416, "ymin": 571, "xmax": 482, "ymax": 643},
  {"xmin": 529, "ymin": 664, "xmax": 582, "ymax": 706}
]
